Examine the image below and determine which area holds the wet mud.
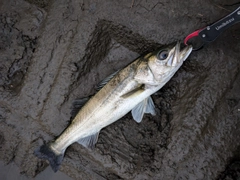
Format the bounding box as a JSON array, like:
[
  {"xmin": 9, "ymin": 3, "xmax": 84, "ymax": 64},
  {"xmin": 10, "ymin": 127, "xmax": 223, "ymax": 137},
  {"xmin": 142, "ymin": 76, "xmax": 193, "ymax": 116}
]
[{"xmin": 0, "ymin": 0, "xmax": 240, "ymax": 179}]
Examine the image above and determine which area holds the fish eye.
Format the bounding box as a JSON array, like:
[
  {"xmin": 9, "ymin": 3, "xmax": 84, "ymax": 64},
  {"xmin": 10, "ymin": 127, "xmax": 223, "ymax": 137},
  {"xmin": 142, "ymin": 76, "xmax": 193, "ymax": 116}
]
[{"xmin": 157, "ymin": 50, "xmax": 169, "ymax": 60}]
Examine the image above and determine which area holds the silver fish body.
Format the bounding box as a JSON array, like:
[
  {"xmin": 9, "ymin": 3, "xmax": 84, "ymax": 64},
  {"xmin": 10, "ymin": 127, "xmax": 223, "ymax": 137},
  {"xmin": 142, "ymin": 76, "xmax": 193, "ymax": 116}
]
[{"xmin": 34, "ymin": 42, "xmax": 192, "ymax": 172}]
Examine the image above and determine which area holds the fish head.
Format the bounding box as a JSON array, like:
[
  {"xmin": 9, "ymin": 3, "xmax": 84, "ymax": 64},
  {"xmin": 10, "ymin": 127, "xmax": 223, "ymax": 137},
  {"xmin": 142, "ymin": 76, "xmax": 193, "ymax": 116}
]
[{"xmin": 134, "ymin": 42, "xmax": 192, "ymax": 86}]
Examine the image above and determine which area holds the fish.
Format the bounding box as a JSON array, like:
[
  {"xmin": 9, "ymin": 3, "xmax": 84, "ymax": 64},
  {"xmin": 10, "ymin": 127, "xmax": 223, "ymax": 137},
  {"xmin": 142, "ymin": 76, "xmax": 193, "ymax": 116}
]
[{"xmin": 34, "ymin": 42, "xmax": 192, "ymax": 172}]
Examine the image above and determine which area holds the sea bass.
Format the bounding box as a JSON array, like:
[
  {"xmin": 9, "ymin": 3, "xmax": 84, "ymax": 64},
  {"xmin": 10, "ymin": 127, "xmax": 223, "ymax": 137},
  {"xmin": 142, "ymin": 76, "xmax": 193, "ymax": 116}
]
[{"xmin": 34, "ymin": 42, "xmax": 192, "ymax": 172}]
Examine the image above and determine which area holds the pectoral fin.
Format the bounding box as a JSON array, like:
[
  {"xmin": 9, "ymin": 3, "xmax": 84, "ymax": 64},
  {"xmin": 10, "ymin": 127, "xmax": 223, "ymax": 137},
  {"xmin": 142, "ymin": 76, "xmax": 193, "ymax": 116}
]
[
  {"xmin": 121, "ymin": 86, "xmax": 144, "ymax": 99},
  {"xmin": 77, "ymin": 131, "xmax": 100, "ymax": 149},
  {"xmin": 131, "ymin": 96, "xmax": 156, "ymax": 123}
]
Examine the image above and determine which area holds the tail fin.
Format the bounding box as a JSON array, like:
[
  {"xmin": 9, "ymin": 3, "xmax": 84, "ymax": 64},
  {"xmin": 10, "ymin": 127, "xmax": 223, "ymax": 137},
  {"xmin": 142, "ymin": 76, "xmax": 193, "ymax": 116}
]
[{"xmin": 34, "ymin": 144, "xmax": 64, "ymax": 172}]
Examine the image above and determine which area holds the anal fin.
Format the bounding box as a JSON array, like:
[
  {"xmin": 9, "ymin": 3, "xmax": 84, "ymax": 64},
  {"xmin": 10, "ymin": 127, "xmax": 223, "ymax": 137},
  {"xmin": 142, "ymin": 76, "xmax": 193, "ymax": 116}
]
[{"xmin": 77, "ymin": 131, "xmax": 100, "ymax": 149}]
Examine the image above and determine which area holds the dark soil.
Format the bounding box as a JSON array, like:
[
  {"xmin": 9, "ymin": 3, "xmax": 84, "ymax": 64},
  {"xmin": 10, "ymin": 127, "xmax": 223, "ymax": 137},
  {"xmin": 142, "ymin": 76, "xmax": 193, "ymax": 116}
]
[{"xmin": 0, "ymin": 0, "xmax": 239, "ymax": 179}]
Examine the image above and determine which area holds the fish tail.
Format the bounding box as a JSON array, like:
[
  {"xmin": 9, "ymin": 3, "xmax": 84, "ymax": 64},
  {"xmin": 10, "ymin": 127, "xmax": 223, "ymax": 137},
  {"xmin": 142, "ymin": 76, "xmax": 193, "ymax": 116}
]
[{"xmin": 34, "ymin": 143, "xmax": 64, "ymax": 172}]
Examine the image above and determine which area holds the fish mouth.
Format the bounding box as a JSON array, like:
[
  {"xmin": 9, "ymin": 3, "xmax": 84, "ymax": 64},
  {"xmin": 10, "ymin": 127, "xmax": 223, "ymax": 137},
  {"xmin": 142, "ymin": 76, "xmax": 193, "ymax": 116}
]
[{"xmin": 167, "ymin": 42, "xmax": 192, "ymax": 66}]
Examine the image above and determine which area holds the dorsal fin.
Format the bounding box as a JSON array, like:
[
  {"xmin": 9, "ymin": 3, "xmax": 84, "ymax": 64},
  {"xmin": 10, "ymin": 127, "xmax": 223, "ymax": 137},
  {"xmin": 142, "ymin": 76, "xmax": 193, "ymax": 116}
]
[
  {"xmin": 71, "ymin": 71, "xmax": 119, "ymax": 118},
  {"xmin": 71, "ymin": 97, "xmax": 91, "ymax": 118},
  {"xmin": 95, "ymin": 70, "xmax": 119, "ymax": 91}
]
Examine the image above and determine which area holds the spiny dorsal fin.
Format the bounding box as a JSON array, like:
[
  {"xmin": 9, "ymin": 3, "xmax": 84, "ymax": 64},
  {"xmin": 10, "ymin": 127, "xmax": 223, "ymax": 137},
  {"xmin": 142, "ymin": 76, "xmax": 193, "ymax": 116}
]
[
  {"xmin": 71, "ymin": 71, "xmax": 119, "ymax": 118},
  {"xmin": 131, "ymin": 96, "xmax": 156, "ymax": 123},
  {"xmin": 95, "ymin": 70, "xmax": 119, "ymax": 91},
  {"xmin": 71, "ymin": 70, "xmax": 119, "ymax": 117},
  {"xmin": 77, "ymin": 131, "xmax": 100, "ymax": 149}
]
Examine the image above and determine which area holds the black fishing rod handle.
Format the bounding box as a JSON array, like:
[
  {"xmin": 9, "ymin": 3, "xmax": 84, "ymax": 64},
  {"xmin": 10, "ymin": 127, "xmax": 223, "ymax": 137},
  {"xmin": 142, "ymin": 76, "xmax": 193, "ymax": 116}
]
[{"xmin": 199, "ymin": 6, "xmax": 240, "ymax": 42}]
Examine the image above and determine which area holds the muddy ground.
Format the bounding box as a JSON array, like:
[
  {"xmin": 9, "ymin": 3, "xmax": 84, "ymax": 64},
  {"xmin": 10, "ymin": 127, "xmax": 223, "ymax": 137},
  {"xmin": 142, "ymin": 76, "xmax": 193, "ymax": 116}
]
[{"xmin": 0, "ymin": 0, "xmax": 240, "ymax": 179}]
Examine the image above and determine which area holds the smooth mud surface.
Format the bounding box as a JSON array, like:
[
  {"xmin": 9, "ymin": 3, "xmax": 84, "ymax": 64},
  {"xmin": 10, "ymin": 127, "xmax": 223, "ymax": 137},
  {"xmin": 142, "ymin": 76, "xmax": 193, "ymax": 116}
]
[{"xmin": 0, "ymin": 0, "xmax": 240, "ymax": 179}]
